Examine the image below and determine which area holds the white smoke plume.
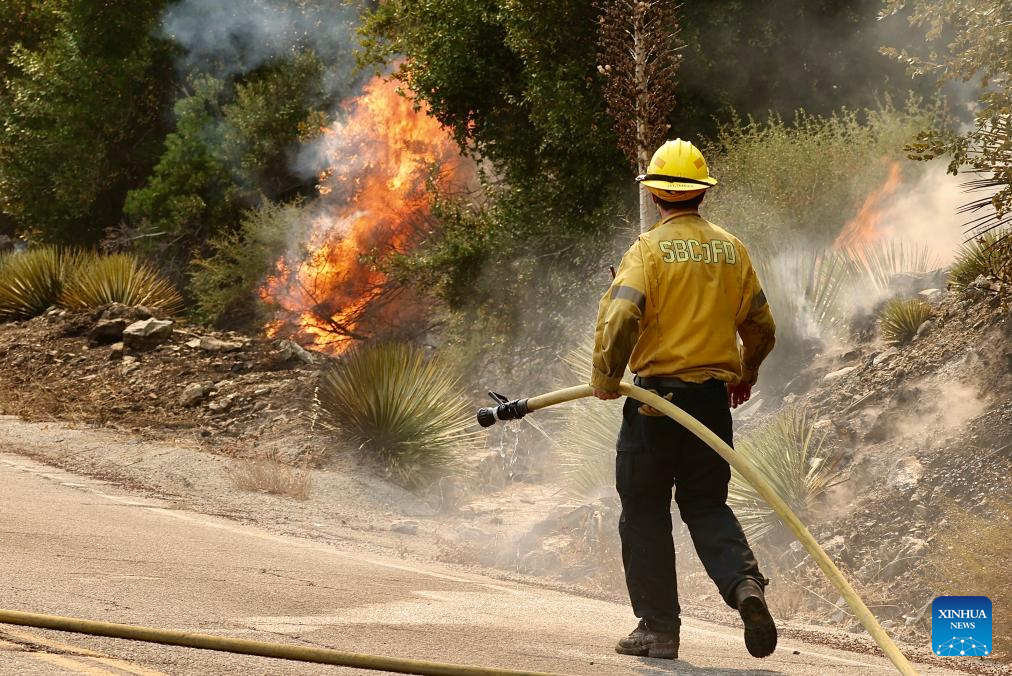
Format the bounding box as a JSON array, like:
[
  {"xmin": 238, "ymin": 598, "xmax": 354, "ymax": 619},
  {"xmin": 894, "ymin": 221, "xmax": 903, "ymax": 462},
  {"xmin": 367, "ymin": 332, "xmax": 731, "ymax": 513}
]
[{"xmin": 161, "ymin": 0, "xmax": 361, "ymax": 86}]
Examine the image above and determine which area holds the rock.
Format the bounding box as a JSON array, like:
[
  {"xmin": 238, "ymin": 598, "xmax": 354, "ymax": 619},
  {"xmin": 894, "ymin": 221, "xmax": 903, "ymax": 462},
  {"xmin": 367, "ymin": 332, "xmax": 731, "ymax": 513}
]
[
  {"xmin": 873, "ymin": 348, "xmax": 899, "ymax": 366},
  {"xmin": 88, "ymin": 318, "xmax": 127, "ymax": 345},
  {"xmin": 841, "ymin": 348, "xmax": 862, "ymax": 363},
  {"xmin": 915, "ymin": 320, "xmax": 934, "ymax": 337},
  {"xmin": 122, "ymin": 318, "xmax": 173, "ymax": 349},
  {"xmin": 888, "ymin": 270, "xmax": 945, "ymax": 296},
  {"xmin": 207, "ymin": 396, "xmax": 233, "ymax": 413},
  {"xmin": 918, "ymin": 288, "xmax": 942, "ymax": 298},
  {"xmin": 887, "ymin": 456, "xmax": 924, "ymax": 492},
  {"xmin": 518, "ymin": 548, "xmax": 562, "ymax": 575},
  {"xmin": 197, "ymin": 336, "xmax": 244, "ymax": 352},
  {"xmin": 108, "ymin": 342, "xmax": 124, "ymax": 361},
  {"xmin": 277, "ymin": 340, "xmax": 317, "ymax": 365},
  {"xmin": 969, "ymin": 274, "xmax": 991, "ymax": 290},
  {"xmin": 100, "ymin": 303, "xmax": 152, "ymax": 322},
  {"xmin": 391, "ymin": 520, "xmax": 420, "ymax": 535},
  {"xmin": 180, "ymin": 383, "xmax": 211, "ymax": 407},
  {"xmin": 823, "ymin": 366, "xmax": 857, "ymax": 382}
]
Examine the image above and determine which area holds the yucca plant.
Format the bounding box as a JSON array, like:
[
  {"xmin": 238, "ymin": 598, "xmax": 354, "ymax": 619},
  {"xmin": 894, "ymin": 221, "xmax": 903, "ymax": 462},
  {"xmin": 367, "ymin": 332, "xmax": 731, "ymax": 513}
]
[
  {"xmin": 843, "ymin": 239, "xmax": 943, "ymax": 292},
  {"xmin": 0, "ymin": 247, "xmax": 87, "ymax": 320},
  {"xmin": 728, "ymin": 407, "xmax": 846, "ymax": 544},
  {"xmin": 314, "ymin": 343, "xmax": 478, "ymax": 489},
  {"xmin": 878, "ymin": 298, "xmax": 932, "ymax": 344},
  {"xmin": 556, "ymin": 339, "xmax": 625, "ymax": 500},
  {"xmin": 949, "ymin": 229, "xmax": 1010, "ymax": 287},
  {"xmin": 60, "ymin": 253, "xmax": 184, "ymax": 314},
  {"xmin": 756, "ymin": 247, "xmax": 855, "ymax": 337}
]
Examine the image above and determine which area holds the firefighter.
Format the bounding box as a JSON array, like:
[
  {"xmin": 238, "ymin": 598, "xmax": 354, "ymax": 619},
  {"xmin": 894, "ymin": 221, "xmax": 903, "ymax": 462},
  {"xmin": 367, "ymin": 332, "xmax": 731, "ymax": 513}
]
[{"xmin": 592, "ymin": 139, "xmax": 778, "ymax": 660}]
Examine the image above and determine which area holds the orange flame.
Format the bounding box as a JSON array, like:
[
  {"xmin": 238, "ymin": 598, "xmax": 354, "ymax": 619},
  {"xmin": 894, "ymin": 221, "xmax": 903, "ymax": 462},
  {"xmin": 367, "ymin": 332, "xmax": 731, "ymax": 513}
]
[
  {"xmin": 261, "ymin": 76, "xmax": 469, "ymax": 353},
  {"xmin": 833, "ymin": 161, "xmax": 903, "ymax": 251}
]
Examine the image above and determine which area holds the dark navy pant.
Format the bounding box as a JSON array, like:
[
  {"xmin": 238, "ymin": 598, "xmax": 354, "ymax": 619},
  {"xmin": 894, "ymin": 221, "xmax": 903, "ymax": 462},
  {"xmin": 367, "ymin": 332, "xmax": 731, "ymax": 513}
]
[{"xmin": 615, "ymin": 379, "xmax": 765, "ymax": 633}]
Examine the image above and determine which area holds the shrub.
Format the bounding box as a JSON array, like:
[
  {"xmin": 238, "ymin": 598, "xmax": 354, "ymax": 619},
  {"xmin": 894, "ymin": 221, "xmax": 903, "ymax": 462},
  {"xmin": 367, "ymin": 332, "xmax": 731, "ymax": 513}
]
[
  {"xmin": 878, "ymin": 298, "xmax": 932, "ymax": 344},
  {"xmin": 727, "ymin": 407, "xmax": 846, "ymax": 544},
  {"xmin": 60, "ymin": 253, "xmax": 183, "ymax": 314},
  {"xmin": 314, "ymin": 343, "xmax": 477, "ymax": 488},
  {"xmin": 703, "ymin": 104, "xmax": 932, "ymax": 249},
  {"xmin": 929, "ymin": 496, "xmax": 1012, "ymax": 660},
  {"xmin": 0, "ymin": 246, "xmax": 85, "ymax": 320},
  {"xmin": 188, "ymin": 199, "xmax": 300, "ymax": 325},
  {"xmin": 949, "ymin": 230, "xmax": 1011, "ymax": 287}
]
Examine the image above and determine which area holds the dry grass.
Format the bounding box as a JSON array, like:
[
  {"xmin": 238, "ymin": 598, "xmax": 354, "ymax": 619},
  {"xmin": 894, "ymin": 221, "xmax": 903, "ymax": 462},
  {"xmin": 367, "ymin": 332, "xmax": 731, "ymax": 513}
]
[
  {"xmin": 929, "ymin": 496, "xmax": 1012, "ymax": 660},
  {"xmin": 228, "ymin": 451, "xmax": 312, "ymax": 500}
]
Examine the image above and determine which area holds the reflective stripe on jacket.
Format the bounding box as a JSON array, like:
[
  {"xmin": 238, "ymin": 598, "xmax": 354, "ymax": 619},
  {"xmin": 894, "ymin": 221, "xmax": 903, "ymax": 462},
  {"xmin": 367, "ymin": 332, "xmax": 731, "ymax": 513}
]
[{"xmin": 591, "ymin": 209, "xmax": 776, "ymax": 391}]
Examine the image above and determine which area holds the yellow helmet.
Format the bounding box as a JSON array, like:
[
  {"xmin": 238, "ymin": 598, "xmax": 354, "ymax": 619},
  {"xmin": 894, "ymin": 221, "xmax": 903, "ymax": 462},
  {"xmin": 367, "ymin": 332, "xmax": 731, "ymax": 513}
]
[{"xmin": 636, "ymin": 139, "xmax": 717, "ymax": 201}]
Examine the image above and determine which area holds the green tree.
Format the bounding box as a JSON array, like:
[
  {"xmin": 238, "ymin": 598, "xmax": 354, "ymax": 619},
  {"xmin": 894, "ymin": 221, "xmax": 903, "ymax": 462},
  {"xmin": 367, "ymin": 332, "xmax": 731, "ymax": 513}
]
[
  {"xmin": 124, "ymin": 52, "xmax": 329, "ymax": 270},
  {"xmin": 0, "ymin": 0, "xmax": 173, "ymax": 244},
  {"xmin": 882, "ymin": 0, "xmax": 1012, "ymax": 235}
]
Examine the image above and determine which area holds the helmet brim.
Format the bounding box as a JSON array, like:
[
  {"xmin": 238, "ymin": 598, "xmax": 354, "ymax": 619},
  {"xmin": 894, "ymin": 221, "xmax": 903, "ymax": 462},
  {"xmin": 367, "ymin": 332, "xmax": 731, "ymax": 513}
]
[{"xmin": 638, "ymin": 177, "xmax": 718, "ymax": 191}]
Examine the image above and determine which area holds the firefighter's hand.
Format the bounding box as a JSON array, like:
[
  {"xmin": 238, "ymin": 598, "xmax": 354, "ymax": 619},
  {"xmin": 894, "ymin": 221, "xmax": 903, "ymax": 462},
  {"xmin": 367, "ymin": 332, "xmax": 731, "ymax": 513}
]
[
  {"xmin": 727, "ymin": 382, "xmax": 752, "ymax": 408},
  {"xmin": 593, "ymin": 388, "xmax": 621, "ymax": 400}
]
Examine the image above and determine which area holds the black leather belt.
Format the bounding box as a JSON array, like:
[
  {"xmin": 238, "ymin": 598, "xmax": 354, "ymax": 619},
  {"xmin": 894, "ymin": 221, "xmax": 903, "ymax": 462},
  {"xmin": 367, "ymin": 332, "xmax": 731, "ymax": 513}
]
[{"xmin": 633, "ymin": 375, "xmax": 725, "ymax": 389}]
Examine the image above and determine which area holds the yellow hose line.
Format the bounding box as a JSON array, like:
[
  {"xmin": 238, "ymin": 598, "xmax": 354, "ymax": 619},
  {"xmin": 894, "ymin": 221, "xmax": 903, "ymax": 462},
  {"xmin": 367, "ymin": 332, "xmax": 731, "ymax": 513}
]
[
  {"xmin": 0, "ymin": 609, "xmax": 566, "ymax": 676},
  {"xmin": 526, "ymin": 383, "xmax": 918, "ymax": 676}
]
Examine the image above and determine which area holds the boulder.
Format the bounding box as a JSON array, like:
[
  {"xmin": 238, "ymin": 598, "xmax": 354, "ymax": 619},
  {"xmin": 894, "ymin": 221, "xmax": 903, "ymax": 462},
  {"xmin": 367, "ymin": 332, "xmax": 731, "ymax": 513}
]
[
  {"xmin": 823, "ymin": 366, "xmax": 857, "ymax": 382},
  {"xmin": 277, "ymin": 340, "xmax": 317, "ymax": 365},
  {"xmin": 887, "ymin": 456, "xmax": 924, "ymax": 492},
  {"xmin": 108, "ymin": 342, "xmax": 124, "ymax": 361},
  {"xmin": 100, "ymin": 303, "xmax": 153, "ymax": 322},
  {"xmin": 180, "ymin": 383, "xmax": 211, "ymax": 407},
  {"xmin": 88, "ymin": 318, "xmax": 127, "ymax": 345},
  {"xmin": 196, "ymin": 336, "xmax": 244, "ymax": 352},
  {"xmin": 122, "ymin": 318, "xmax": 173, "ymax": 349},
  {"xmin": 390, "ymin": 520, "xmax": 420, "ymax": 535},
  {"xmin": 915, "ymin": 320, "xmax": 935, "ymax": 337}
]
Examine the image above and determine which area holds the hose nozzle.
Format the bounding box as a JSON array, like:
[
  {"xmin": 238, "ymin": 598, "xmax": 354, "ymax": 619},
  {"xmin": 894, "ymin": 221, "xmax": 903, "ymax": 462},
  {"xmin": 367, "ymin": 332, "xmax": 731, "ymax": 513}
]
[{"xmin": 476, "ymin": 391, "xmax": 529, "ymax": 427}]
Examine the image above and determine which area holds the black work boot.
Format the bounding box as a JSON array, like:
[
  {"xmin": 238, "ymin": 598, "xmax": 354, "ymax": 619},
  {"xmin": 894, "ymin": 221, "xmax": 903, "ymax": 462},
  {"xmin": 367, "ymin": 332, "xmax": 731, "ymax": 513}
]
[
  {"xmin": 734, "ymin": 579, "xmax": 777, "ymax": 658},
  {"xmin": 615, "ymin": 620, "xmax": 679, "ymax": 659}
]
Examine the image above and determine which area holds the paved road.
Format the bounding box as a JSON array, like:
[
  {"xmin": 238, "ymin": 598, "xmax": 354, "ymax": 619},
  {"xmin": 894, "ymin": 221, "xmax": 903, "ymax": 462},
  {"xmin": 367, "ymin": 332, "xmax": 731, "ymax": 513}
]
[{"xmin": 0, "ymin": 453, "xmax": 962, "ymax": 676}]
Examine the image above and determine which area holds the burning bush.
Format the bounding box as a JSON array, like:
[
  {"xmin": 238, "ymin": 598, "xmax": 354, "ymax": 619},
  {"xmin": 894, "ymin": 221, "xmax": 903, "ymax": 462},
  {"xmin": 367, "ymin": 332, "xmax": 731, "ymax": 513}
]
[
  {"xmin": 61, "ymin": 253, "xmax": 183, "ymax": 315},
  {"xmin": 949, "ymin": 230, "xmax": 1011, "ymax": 288},
  {"xmin": 878, "ymin": 298, "xmax": 932, "ymax": 344},
  {"xmin": 727, "ymin": 407, "xmax": 846, "ymax": 544},
  {"xmin": 314, "ymin": 343, "xmax": 477, "ymax": 489},
  {"xmin": 0, "ymin": 247, "xmax": 86, "ymax": 320}
]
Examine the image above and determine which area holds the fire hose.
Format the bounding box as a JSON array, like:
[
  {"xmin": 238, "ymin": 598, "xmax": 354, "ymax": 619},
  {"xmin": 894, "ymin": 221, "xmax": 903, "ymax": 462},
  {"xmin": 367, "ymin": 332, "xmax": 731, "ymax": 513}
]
[
  {"xmin": 477, "ymin": 382, "xmax": 919, "ymax": 676},
  {"xmin": 0, "ymin": 608, "xmax": 566, "ymax": 676}
]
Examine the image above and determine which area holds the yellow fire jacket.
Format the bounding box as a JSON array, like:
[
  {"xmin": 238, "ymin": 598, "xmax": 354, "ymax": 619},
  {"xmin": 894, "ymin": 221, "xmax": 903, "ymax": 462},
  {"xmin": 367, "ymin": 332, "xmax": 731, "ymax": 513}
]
[{"xmin": 592, "ymin": 209, "xmax": 776, "ymax": 391}]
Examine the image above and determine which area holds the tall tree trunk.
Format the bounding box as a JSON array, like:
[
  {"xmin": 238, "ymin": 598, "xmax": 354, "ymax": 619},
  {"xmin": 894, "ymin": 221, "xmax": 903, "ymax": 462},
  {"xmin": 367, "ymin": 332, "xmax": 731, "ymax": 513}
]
[
  {"xmin": 638, "ymin": 149, "xmax": 652, "ymax": 232},
  {"xmin": 633, "ymin": 18, "xmax": 650, "ymax": 233}
]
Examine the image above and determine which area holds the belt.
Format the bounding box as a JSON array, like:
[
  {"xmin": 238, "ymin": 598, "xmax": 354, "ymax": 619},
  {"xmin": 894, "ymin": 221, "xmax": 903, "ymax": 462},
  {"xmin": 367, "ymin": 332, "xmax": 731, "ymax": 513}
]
[{"xmin": 633, "ymin": 375, "xmax": 725, "ymax": 389}]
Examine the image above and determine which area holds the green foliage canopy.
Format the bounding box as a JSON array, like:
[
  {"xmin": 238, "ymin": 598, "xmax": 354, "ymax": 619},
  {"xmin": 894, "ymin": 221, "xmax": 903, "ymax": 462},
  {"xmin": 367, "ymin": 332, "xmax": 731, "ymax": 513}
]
[{"xmin": 0, "ymin": 0, "xmax": 173, "ymax": 244}]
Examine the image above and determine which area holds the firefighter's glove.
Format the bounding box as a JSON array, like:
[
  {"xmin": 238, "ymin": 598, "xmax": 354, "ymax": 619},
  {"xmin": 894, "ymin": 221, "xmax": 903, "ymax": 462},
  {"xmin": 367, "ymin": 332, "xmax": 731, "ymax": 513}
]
[{"xmin": 727, "ymin": 382, "xmax": 752, "ymax": 409}]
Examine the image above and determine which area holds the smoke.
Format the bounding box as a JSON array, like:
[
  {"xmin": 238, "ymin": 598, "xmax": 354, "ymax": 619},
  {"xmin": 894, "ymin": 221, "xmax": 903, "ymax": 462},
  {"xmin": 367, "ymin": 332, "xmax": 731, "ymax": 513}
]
[
  {"xmin": 161, "ymin": 0, "xmax": 361, "ymax": 88},
  {"xmin": 872, "ymin": 162, "xmax": 965, "ymax": 264}
]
